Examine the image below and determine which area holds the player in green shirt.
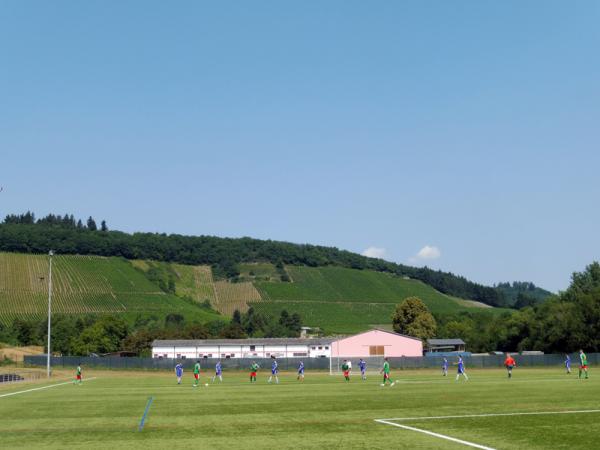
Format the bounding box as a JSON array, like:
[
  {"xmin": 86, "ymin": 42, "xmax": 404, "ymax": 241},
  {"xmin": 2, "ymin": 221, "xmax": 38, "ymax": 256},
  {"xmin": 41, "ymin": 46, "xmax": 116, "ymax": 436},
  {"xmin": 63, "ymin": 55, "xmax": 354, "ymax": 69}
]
[
  {"xmin": 579, "ymin": 350, "xmax": 589, "ymax": 379},
  {"xmin": 250, "ymin": 362, "xmax": 259, "ymax": 383},
  {"xmin": 380, "ymin": 358, "xmax": 394, "ymax": 387},
  {"xmin": 193, "ymin": 360, "xmax": 201, "ymax": 387},
  {"xmin": 74, "ymin": 364, "xmax": 82, "ymax": 384},
  {"xmin": 342, "ymin": 360, "xmax": 350, "ymax": 382}
]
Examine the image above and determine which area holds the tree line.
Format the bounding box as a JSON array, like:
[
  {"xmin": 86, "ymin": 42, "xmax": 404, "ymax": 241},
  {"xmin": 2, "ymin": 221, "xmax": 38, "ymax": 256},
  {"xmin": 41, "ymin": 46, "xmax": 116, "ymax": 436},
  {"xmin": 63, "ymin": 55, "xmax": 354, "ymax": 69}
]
[
  {"xmin": 494, "ymin": 281, "xmax": 552, "ymax": 307},
  {"xmin": 0, "ymin": 308, "xmax": 303, "ymax": 358},
  {"xmin": 0, "ymin": 211, "xmax": 506, "ymax": 306},
  {"xmin": 390, "ymin": 262, "xmax": 599, "ymax": 354},
  {"xmin": 434, "ymin": 262, "xmax": 600, "ymax": 353}
]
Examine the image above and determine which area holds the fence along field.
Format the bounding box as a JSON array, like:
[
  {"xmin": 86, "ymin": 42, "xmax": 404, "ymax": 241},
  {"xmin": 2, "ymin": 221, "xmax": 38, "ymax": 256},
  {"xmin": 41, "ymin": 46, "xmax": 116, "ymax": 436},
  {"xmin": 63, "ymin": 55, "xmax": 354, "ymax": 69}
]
[{"xmin": 0, "ymin": 253, "xmax": 215, "ymax": 324}]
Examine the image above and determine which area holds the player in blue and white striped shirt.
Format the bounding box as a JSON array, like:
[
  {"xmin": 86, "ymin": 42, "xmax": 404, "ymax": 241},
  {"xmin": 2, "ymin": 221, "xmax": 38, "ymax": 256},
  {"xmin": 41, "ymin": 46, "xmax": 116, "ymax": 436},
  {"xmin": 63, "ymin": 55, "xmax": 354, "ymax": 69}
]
[
  {"xmin": 565, "ymin": 354, "xmax": 571, "ymax": 374},
  {"xmin": 267, "ymin": 356, "xmax": 279, "ymax": 384},
  {"xmin": 174, "ymin": 363, "xmax": 183, "ymax": 384},
  {"xmin": 297, "ymin": 361, "xmax": 305, "ymax": 381},
  {"xmin": 212, "ymin": 361, "xmax": 223, "ymax": 383},
  {"xmin": 455, "ymin": 356, "xmax": 469, "ymax": 381},
  {"xmin": 359, "ymin": 359, "xmax": 367, "ymax": 380},
  {"xmin": 442, "ymin": 357, "xmax": 449, "ymax": 376}
]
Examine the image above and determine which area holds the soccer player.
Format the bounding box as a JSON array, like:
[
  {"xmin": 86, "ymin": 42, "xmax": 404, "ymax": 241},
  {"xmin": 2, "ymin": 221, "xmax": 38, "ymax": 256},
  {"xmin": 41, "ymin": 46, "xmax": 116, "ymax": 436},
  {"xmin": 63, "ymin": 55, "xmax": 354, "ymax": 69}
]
[
  {"xmin": 342, "ymin": 360, "xmax": 350, "ymax": 382},
  {"xmin": 193, "ymin": 360, "xmax": 201, "ymax": 387},
  {"xmin": 74, "ymin": 364, "xmax": 82, "ymax": 384},
  {"xmin": 359, "ymin": 358, "xmax": 367, "ymax": 380},
  {"xmin": 455, "ymin": 355, "xmax": 469, "ymax": 381},
  {"xmin": 297, "ymin": 361, "xmax": 305, "ymax": 381},
  {"xmin": 212, "ymin": 361, "xmax": 223, "ymax": 383},
  {"xmin": 442, "ymin": 357, "xmax": 449, "ymax": 377},
  {"xmin": 380, "ymin": 358, "xmax": 394, "ymax": 387},
  {"xmin": 250, "ymin": 361, "xmax": 259, "ymax": 383},
  {"xmin": 579, "ymin": 349, "xmax": 589, "ymax": 379},
  {"xmin": 175, "ymin": 362, "xmax": 183, "ymax": 384},
  {"xmin": 268, "ymin": 356, "xmax": 279, "ymax": 384},
  {"xmin": 504, "ymin": 353, "xmax": 516, "ymax": 379},
  {"xmin": 565, "ymin": 354, "xmax": 571, "ymax": 374}
]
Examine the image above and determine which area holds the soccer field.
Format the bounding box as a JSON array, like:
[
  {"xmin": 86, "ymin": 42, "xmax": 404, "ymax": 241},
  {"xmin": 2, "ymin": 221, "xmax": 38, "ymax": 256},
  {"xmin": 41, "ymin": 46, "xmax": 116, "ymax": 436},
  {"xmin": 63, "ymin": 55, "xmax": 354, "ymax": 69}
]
[{"xmin": 0, "ymin": 368, "xmax": 598, "ymax": 449}]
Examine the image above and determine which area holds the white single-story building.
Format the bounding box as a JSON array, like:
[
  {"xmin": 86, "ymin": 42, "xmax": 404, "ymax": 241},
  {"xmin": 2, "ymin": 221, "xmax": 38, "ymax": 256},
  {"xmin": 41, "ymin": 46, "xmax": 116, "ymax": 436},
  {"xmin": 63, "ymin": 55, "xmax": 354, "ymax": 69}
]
[
  {"xmin": 152, "ymin": 329, "xmax": 423, "ymax": 359},
  {"xmin": 152, "ymin": 338, "xmax": 334, "ymax": 359}
]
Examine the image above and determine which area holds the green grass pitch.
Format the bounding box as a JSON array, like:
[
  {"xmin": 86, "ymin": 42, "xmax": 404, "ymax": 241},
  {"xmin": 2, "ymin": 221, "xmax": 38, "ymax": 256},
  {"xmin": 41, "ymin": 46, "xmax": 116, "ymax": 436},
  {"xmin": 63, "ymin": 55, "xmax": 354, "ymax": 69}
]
[{"xmin": 0, "ymin": 368, "xmax": 598, "ymax": 449}]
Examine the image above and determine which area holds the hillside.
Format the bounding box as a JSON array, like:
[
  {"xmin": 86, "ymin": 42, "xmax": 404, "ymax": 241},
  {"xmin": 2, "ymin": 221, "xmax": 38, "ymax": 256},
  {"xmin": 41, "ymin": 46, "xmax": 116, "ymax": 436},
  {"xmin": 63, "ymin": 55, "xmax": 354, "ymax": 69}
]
[
  {"xmin": 252, "ymin": 266, "xmax": 494, "ymax": 333},
  {"xmin": 0, "ymin": 214, "xmax": 506, "ymax": 307},
  {"xmin": 0, "ymin": 253, "xmax": 496, "ymax": 333},
  {"xmin": 0, "ymin": 253, "xmax": 222, "ymax": 325},
  {"xmin": 110, "ymin": 260, "xmax": 498, "ymax": 334}
]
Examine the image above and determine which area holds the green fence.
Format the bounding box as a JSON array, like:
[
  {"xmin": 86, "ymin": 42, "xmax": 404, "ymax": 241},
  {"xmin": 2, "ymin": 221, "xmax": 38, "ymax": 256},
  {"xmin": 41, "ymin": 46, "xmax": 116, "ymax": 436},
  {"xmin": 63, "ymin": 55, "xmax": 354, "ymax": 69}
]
[
  {"xmin": 24, "ymin": 353, "xmax": 596, "ymax": 372},
  {"xmin": 24, "ymin": 355, "xmax": 330, "ymax": 371}
]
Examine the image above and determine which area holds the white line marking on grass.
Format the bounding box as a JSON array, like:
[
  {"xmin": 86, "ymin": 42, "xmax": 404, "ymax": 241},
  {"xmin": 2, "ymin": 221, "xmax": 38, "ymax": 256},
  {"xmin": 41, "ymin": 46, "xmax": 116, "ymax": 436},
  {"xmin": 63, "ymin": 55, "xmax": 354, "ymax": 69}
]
[
  {"xmin": 0, "ymin": 377, "xmax": 97, "ymax": 399},
  {"xmin": 375, "ymin": 419, "xmax": 496, "ymax": 450},
  {"xmin": 389, "ymin": 377, "xmax": 585, "ymax": 386},
  {"xmin": 379, "ymin": 409, "xmax": 600, "ymax": 421}
]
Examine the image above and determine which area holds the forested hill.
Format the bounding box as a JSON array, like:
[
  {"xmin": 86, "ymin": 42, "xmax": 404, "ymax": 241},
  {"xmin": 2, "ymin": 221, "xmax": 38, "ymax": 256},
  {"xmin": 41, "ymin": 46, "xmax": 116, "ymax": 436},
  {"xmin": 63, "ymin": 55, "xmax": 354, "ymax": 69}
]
[
  {"xmin": 1, "ymin": 212, "xmax": 506, "ymax": 307},
  {"xmin": 495, "ymin": 281, "xmax": 553, "ymax": 308}
]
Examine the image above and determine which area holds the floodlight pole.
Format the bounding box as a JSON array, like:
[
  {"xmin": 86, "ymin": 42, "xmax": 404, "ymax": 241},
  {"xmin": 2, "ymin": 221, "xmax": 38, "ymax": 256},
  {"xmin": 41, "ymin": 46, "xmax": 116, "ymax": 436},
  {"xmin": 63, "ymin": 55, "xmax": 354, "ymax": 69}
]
[{"xmin": 46, "ymin": 250, "xmax": 54, "ymax": 378}]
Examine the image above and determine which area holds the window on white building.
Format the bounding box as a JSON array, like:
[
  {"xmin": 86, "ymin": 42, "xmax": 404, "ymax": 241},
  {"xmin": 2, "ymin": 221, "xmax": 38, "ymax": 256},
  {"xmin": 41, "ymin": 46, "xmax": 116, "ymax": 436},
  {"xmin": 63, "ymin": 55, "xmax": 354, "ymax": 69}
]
[{"xmin": 250, "ymin": 345, "xmax": 256, "ymax": 351}]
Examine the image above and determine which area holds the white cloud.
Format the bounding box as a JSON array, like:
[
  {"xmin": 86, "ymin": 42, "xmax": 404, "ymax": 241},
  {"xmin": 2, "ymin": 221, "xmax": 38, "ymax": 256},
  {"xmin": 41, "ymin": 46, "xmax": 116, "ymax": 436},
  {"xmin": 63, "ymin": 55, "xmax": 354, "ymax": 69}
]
[
  {"xmin": 362, "ymin": 247, "xmax": 387, "ymax": 259},
  {"xmin": 409, "ymin": 245, "xmax": 441, "ymax": 264},
  {"xmin": 416, "ymin": 245, "xmax": 441, "ymax": 260}
]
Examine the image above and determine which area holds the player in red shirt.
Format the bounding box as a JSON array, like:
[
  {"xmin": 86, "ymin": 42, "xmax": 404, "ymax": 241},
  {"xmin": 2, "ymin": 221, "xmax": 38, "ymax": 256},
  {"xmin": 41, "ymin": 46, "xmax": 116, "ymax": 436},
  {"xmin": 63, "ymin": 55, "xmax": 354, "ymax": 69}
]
[{"xmin": 504, "ymin": 353, "xmax": 516, "ymax": 379}]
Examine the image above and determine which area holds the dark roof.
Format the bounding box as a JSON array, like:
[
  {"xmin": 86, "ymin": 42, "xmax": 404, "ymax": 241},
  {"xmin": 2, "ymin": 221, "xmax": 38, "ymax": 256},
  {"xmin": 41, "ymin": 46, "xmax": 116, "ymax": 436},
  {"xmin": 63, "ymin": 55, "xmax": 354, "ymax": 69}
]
[
  {"xmin": 427, "ymin": 339, "xmax": 466, "ymax": 346},
  {"xmin": 152, "ymin": 338, "xmax": 335, "ymax": 347}
]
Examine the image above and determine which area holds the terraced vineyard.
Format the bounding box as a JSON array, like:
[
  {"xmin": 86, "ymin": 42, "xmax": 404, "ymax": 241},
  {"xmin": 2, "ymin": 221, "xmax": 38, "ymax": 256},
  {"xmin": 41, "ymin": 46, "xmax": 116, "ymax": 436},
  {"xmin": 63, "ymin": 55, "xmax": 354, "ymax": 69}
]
[
  {"xmin": 0, "ymin": 253, "xmax": 221, "ymax": 324},
  {"xmin": 213, "ymin": 280, "xmax": 262, "ymax": 315},
  {"xmin": 172, "ymin": 263, "xmax": 216, "ymax": 302},
  {"xmin": 0, "ymin": 254, "xmax": 498, "ymax": 332},
  {"xmin": 253, "ymin": 266, "xmax": 498, "ymax": 333},
  {"xmin": 131, "ymin": 260, "xmax": 262, "ymax": 314},
  {"xmin": 131, "ymin": 260, "xmax": 217, "ymax": 303},
  {"xmin": 238, "ymin": 263, "xmax": 284, "ymax": 282}
]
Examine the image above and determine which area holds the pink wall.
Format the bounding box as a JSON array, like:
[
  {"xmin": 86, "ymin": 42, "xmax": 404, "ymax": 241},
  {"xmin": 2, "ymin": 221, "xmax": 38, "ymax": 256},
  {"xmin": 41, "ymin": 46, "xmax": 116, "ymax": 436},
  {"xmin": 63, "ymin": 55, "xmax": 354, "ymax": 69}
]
[{"xmin": 331, "ymin": 329, "xmax": 422, "ymax": 357}]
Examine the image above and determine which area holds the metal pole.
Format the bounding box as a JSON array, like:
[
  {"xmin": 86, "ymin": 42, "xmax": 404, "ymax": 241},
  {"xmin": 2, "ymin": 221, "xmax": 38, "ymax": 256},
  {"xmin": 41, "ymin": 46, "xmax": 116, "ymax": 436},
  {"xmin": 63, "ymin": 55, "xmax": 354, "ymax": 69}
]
[{"xmin": 46, "ymin": 250, "xmax": 54, "ymax": 378}]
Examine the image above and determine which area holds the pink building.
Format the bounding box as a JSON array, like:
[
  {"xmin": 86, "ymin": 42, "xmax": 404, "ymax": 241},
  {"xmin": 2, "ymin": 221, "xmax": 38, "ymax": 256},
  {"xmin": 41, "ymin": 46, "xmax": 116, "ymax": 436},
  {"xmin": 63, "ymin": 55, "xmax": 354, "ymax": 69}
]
[{"xmin": 330, "ymin": 329, "xmax": 422, "ymax": 357}]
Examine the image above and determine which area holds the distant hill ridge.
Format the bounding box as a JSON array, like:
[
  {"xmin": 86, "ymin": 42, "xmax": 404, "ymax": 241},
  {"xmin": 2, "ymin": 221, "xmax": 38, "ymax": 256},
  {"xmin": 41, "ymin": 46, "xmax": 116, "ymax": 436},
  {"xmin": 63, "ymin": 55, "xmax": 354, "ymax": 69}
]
[{"xmin": 2, "ymin": 211, "xmax": 509, "ymax": 307}]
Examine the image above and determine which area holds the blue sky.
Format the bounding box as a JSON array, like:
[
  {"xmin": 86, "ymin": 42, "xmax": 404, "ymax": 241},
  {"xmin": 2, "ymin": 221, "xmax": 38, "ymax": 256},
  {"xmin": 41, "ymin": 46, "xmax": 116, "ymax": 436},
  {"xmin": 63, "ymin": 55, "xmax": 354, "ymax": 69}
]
[{"xmin": 1, "ymin": 1, "xmax": 598, "ymax": 292}]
